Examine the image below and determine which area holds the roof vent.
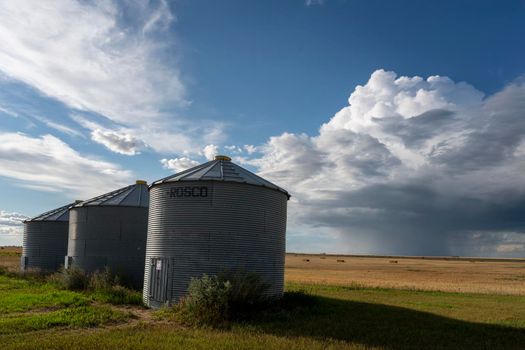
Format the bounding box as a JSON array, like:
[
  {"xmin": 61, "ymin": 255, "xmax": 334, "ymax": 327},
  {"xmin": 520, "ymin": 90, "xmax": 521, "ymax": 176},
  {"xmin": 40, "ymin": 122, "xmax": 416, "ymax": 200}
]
[
  {"xmin": 214, "ymin": 155, "xmax": 231, "ymax": 161},
  {"xmin": 136, "ymin": 180, "xmax": 147, "ymax": 185},
  {"xmin": 74, "ymin": 200, "xmax": 83, "ymax": 204}
]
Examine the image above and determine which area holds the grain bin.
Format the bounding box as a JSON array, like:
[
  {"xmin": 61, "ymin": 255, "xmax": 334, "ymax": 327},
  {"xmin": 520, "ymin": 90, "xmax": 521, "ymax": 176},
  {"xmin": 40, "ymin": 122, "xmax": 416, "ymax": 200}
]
[
  {"xmin": 21, "ymin": 202, "xmax": 75, "ymax": 272},
  {"xmin": 65, "ymin": 181, "xmax": 149, "ymax": 289},
  {"xmin": 143, "ymin": 155, "xmax": 289, "ymax": 308}
]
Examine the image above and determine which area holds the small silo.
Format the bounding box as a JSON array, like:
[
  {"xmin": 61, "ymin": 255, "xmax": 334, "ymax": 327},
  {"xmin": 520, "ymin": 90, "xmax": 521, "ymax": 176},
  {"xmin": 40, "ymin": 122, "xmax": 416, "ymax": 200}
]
[
  {"xmin": 65, "ymin": 181, "xmax": 149, "ymax": 289},
  {"xmin": 144, "ymin": 155, "xmax": 289, "ymax": 308},
  {"xmin": 21, "ymin": 202, "xmax": 75, "ymax": 272}
]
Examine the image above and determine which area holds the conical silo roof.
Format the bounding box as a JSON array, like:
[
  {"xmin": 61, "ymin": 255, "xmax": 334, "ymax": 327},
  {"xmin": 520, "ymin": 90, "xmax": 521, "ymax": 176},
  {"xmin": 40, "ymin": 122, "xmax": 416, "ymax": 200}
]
[
  {"xmin": 74, "ymin": 180, "xmax": 149, "ymax": 208},
  {"xmin": 152, "ymin": 155, "xmax": 290, "ymax": 198},
  {"xmin": 25, "ymin": 202, "xmax": 75, "ymax": 222}
]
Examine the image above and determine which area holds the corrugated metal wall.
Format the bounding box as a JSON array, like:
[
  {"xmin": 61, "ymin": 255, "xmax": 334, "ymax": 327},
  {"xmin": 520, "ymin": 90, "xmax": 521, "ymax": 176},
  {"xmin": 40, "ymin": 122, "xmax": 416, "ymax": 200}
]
[
  {"xmin": 143, "ymin": 181, "xmax": 287, "ymax": 308},
  {"xmin": 66, "ymin": 206, "xmax": 148, "ymax": 289},
  {"xmin": 21, "ymin": 221, "xmax": 69, "ymax": 272}
]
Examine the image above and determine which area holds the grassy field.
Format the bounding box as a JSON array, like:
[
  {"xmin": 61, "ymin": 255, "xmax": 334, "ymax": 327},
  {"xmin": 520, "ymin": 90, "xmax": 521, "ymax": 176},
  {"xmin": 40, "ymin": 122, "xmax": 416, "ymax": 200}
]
[
  {"xmin": 1, "ymin": 248, "xmax": 525, "ymax": 349},
  {"xmin": 0, "ymin": 273, "xmax": 134, "ymax": 333}
]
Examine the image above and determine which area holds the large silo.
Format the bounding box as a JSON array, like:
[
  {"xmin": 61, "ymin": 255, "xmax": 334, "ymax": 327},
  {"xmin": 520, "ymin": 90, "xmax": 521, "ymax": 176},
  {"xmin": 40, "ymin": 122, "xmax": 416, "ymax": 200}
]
[
  {"xmin": 144, "ymin": 155, "xmax": 289, "ymax": 308},
  {"xmin": 21, "ymin": 202, "xmax": 75, "ymax": 272},
  {"xmin": 65, "ymin": 181, "xmax": 149, "ymax": 289}
]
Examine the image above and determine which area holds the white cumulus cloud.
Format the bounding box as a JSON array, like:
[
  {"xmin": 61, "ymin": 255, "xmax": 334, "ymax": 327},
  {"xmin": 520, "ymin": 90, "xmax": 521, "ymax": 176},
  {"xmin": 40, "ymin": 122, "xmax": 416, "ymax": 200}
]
[
  {"xmin": 160, "ymin": 157, "xmax": 199, "ymax": 173},
  {"xmin": 202, "ymin": 144, "xmax": 219, "ymax": 160},
  {"xmin": 244, "ymin": 144, "xmax": 258, "ymax": 154},
  {"xmin": 0, "ymin": 210, "xmax": 28, "ymax": 236},
  {"xmin": 91, "ymin": 129, "xmax": 145, "ymax": 156},
  {"xmin": 225, "ymin": 145, "xmax": 243, "ymax": 153}
]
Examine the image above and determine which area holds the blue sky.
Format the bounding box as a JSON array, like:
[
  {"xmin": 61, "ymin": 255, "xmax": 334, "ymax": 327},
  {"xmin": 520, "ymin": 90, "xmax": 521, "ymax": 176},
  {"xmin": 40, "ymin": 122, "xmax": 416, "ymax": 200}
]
[{"xmin": 1, "ymin": 0, "xmax": 525, "ymax": 256}]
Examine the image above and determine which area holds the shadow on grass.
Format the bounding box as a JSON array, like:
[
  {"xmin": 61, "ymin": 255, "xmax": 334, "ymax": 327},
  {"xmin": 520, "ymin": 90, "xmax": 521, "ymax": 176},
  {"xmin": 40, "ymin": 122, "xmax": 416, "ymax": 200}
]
[{"xmin": 256, "ymin": 293, "xmax": 525, "ymax": 350}]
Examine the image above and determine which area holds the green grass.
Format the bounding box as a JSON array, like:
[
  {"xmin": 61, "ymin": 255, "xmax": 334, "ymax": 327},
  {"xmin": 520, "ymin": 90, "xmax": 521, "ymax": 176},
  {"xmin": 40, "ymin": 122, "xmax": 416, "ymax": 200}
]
[
  {"xmin": 0, "ymin": 275, "xmax": 89, "ymax": 313},
  {"xmin": 285, "ymin": 283, "xmax": 525, "ymax": 328},
  {"xmin": 0, "ymin": 276, "xmax": 524, "ymax": 349},
  {"xmin": 0, "ymin": 323, "xmax": 358, "ymax": 350},
  {"xmin": 0, "ymin": 274, "xmax": 132, "ymax": 336},
  {"xmin": 0, "ymin": 289, "xmax": 88, "ymax": 313},
  {"xmin": 251, "ymin": 284, "xmax": 525, "ymax": 349},
  {"xmin": 0, "ymin": 274, "xmax": 38, "ymax": 290},
  {"xmin": 0, "ymin": 306, "xmax": 129, "ymax": 334},
  {"xmin": 91, "ymin": 287, "xmax": 144, "ymax": 306}
]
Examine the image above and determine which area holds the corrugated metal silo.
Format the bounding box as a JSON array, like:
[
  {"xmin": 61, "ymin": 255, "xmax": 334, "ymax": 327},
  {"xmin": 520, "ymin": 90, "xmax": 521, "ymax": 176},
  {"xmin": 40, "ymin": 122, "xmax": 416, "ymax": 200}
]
[
  {"xmin": 21, "ymin": 202, "xmax": 75, "ymax": 272},
  {"xmin": 65, "ymin": 181, "xmax": 149, "ymax": 289},
  {"xmin": 143, "ymin": 155, "xmax": 289, "ymax": 308}
]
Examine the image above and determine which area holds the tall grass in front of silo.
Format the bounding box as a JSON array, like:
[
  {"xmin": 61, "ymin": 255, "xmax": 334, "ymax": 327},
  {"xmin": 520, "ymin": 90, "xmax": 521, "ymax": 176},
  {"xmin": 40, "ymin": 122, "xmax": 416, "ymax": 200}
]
[
  {"xmin": 88, "ymin": 267, "xmax": 142, "ymax": 305},
  {"xmin": 48, "ymin": 266, "xmax": 142, "ymax": 305}
]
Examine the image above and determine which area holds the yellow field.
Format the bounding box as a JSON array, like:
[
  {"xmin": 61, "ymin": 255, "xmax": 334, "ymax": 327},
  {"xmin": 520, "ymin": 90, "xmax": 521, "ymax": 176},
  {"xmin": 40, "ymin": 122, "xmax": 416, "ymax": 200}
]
[
  {"xmin": 3, "ymin": 247, "xmax": 525, "ymax": 295},
  {"xmin": 286, "ymin": 253, "xmax": 525, "ymax": 295},
  {"xmin": 0, "ymin": 246, "xmax": 20, "ymax": 271}
]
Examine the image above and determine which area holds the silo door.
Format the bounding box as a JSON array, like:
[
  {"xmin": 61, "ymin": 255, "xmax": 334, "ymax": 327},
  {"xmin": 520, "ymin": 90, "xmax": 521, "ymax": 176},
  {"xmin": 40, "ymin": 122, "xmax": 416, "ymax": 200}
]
[{"xmin": 149, "ymin": 258, "xmax": 170, "ymax": 304}]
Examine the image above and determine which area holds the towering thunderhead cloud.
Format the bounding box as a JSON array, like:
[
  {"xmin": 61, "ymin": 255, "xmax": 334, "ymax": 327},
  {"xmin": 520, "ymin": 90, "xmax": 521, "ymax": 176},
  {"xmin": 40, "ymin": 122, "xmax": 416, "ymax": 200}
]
[{"xmin": 250, "ymin": 70, "xmax": 525, "ymax": 257}]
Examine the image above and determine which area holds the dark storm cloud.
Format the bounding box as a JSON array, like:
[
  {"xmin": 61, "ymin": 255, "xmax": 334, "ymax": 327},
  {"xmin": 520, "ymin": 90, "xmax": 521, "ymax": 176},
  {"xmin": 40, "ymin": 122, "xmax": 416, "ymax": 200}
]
[
  {"xmin": 303, "ymin": 183, "xmax": 525, "ymax": 233},
  {"xmin": 296, "ymin": 183, "xmax": 525, "ymax": 256},
  {"xmin": 316, "ymin": 129, "xmax": 401, "ymax": 178},
  {"xmin": 375, "ymin": 109, "xmax": 457, "ymax": 148},
  {"xmin": 430, "ymin": 83, "xmax": 525, "ymax": 172}
]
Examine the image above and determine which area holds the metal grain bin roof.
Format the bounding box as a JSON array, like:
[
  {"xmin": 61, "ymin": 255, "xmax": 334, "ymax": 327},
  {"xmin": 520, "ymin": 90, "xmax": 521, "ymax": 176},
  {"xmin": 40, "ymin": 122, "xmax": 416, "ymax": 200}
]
[
  {"xmin": 25, "ymin": 202, "xmax": 75, "ymax": 222},
  {"xmin": 151, "ymin": 155, "xmax": 290, "ymax": 198},
  {"xmin": 74, "ymin": 180, "xmax": 149, "ymax": 208}
]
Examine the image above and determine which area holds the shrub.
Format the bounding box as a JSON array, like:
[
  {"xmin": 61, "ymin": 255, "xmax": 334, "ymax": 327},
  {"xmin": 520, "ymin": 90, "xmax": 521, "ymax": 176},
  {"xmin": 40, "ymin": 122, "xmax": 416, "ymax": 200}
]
[
  {"xmin": 88, "ymin": 267, "xmax": 121, "ymax": 292},
  {"xmin": 176, "ymin": 269, "xmax": 271, "ymax": 327},
  {"xmin": 178, "ymin": 274, "xmax": 232, "ymax": 327},
  {"xmin": 218, "ymin": 269, "xmax": 270, "ymax": 319},
  {"xmin": 48, "ymin": 266, "xmax": 89, "ymax": 291}
]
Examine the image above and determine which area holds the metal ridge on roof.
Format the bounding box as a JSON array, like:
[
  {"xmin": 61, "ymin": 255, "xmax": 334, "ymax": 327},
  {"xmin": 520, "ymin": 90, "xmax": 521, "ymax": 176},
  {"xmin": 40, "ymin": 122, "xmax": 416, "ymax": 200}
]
[
  {"xmin": 74, "ymin": 181, "xmax": 149, "ymax": 208},
  {"xmin": 151, "ymin": 156, "xmax": 290, "ymax": 198},
  {"xmin": 25, "ymin": 202, "xmax": 75, "ymax": 222}
]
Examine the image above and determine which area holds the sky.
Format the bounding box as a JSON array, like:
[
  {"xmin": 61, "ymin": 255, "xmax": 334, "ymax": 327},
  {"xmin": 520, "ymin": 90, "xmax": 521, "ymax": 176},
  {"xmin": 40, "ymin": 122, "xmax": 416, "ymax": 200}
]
[{"xmin": 0, "ymin": 0, "xmax": 524, "ymax": 257}]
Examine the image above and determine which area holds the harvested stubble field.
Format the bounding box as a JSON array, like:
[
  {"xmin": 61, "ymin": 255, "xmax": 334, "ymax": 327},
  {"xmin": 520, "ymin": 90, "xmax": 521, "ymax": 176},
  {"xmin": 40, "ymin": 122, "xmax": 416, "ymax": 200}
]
[
  {"xmin": 286, "ymin": 253, "xmax": 525, "ymax": 295},
  {"xmin": 1, "ymin": 247, "xmax": 525, "ymax": 349},
  {"xmin": 0, "ymin": 246, "xmax": 21, "ymax": 269}
]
